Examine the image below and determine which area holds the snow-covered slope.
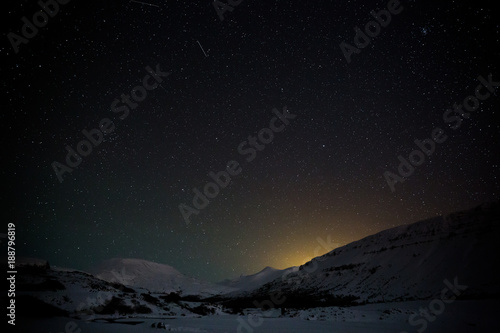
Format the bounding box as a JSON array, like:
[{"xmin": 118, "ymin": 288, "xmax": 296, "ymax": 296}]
[
  {"xmin": 15, "ymin": 201, "xmax": 500, "ymax": 322},
  {"xmin": 219, "ymin": 266, "xmax": 299, "ymax": 293},
  {"xmin": 16, "ymin": 264, "xmax": 217, "ymax": 319},
  {"xmin": 253, "ymin": 202, "xmax": 500, "ymax": 303},
  {"xmin": 90, "ymin": 258, "xmax": 235, "ymax": 297}
]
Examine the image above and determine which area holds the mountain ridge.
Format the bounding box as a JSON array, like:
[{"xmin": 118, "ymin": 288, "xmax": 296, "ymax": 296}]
[
  {"xmin": 246, "ymin": 201, "xmax": 500, "ymax": 303},
  {"xmin": 89, "ymin": 257, "xmax": 236, "ymax": 296}
]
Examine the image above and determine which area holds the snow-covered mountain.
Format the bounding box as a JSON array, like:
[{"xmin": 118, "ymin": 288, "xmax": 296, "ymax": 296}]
[
  {"xmin": 249, "ymin": 202, "xmax": 500, "ymax": 303},
  {"xmin": 15, "ymin": 264, "xmax": 203, "ymax": 319},
  {"xmin": 14, "ymin": 201, "xmax": 500, "ymax": 322},
  {"xmin": 90, "ymin": 258, "xmax": 235, "ymax": 297},
  {"xmin": 218, "ymin": 266, "xmax": 299, "ymax": 293}
]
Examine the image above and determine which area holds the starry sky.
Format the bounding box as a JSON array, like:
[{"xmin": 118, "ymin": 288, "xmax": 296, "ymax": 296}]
[{"xmin": 4, "ymin": 0, "xmax": 499, "ymax": 282}]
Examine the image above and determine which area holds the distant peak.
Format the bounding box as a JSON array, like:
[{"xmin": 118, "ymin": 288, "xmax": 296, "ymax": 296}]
[{"xmin": 260, "ymin": 266, "xmax": 278, "ymax": 273}]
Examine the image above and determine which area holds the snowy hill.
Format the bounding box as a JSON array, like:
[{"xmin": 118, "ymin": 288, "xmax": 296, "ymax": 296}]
[
  {"xmin": 90, "ymin": 258, "xmax": 235, "ymax": 297},
  {"xmin": 14, "ymin": 201, "xmax": 500, "ymax": 325},
  {"xmin": 218, "ymin": 266, "xmax": 299, "ymax": 293},
  {"xmin": 15, "ymin": 263, "xmax": 222, "ymax": 320},
  {"xmin": 250, "ymin": 202, "xmax": 500, "ymax": 304}
]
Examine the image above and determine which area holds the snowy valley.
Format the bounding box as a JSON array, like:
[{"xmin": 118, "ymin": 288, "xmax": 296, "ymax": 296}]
[{"xmin": 10, "ymin": 202, "xmax": 500, "ymax": 332}]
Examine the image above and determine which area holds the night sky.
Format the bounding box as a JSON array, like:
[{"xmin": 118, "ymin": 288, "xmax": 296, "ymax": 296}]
[{"xmin": 4, "ymin": 0, "xmax": 499, "ymax": 282}]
